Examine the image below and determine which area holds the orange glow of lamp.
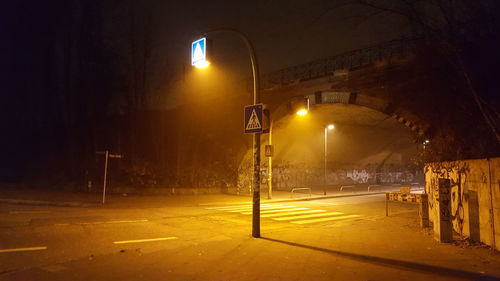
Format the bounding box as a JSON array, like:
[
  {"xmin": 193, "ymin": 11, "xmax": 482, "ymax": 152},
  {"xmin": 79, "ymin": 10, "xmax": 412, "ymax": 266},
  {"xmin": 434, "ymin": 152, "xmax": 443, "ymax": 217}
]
[{"xmin": 296, "ymin": 108, "xmax": 308, "ymax": 116}]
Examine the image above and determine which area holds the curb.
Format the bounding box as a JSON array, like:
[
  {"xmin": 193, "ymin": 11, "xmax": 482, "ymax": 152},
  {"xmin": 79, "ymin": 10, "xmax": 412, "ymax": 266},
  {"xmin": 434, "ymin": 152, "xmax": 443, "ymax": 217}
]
[
  {"xmin": 0, "ymin": 191, "xmax": 387, "ymax": 208},
  {"xmin": 200, "ymin": 191, "xmax": 386, "ymax": 206},
  {"xmin": 264, "ymin": 191, "xmax": 386, "ymax": 203},
  {"xmin": 0, "ymin": 198, "xmax": 87, "ymax": 208}
]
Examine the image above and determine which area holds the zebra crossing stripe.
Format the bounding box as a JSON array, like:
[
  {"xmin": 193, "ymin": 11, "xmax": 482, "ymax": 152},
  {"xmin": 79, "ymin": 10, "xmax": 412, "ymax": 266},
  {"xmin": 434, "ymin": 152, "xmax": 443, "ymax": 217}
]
[
  {"xmin": 272, "ymin": 212, "xmax": 344, "ymax": 221},
  {"xmin": 204, "ymin": 204, "xmax": 361, "ymax": 225},
  {"xmin": 227, "ymin": 205, "xmax": 295, "ymax": 212},
  {"xmin": 291, "ymin": 214, "xmax": 361, "ymax": 224},
  {"xmin": 240, "ymin": 207, "xmax": 309, "ymax": 215},
  {"xmin": 205, "ymin": 204, "xmax": 282, "ymax": 211},
  {"xmin": 261, "ymin": 209, "xmax": 325, "ymax": 218}
]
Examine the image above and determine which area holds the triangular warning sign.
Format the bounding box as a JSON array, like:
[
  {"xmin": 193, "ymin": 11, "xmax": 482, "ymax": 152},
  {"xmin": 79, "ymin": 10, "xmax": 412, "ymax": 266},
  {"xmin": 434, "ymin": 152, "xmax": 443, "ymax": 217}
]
[
  {"xmin": 246, "ymin": 109, "xmax": 262, "ymax": 130},
  {"xmin": 193, "ymin": 43, "xmax": 204, "ymax": 61},
  {"xmin": 265, "ymin": 145, "xmax": 273, "ymax": 157}
]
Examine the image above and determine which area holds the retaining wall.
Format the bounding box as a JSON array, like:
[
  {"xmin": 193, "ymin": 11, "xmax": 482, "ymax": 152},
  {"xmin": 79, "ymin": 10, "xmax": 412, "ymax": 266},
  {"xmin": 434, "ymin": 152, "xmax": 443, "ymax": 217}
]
[{"xmin": 424, "ymin": 158, "xmax": 499, "ymax": 250}]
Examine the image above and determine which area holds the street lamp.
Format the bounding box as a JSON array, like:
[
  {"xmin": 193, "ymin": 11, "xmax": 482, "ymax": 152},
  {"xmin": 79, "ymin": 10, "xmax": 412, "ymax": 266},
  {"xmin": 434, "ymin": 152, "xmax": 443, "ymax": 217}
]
[
  {"xmin": 296, "ymin": 109, "xmax": 308, "ymax": 116},
  {"xmin": 324, "ymin": 124, "xmax": 334, "ymax": 195},
  {"xmin": 267, "ymin": 98, "xmax": 309, "ymax": 200},
  {"xmin": 192, "ymin": 28, "xmax": 261, "ymax": 238}
]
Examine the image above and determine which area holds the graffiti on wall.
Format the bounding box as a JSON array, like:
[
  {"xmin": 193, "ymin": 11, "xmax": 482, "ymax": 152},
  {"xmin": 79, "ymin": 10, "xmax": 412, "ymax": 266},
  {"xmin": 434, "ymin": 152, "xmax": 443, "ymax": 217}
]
[
  {"xmin": 237, "ymin": 158, "xmax": 417, "ymax": 192},
  {"xmin": 346, "ymin": 170, "xmax": 370, "ymax": 183},
  {"xmin": 425, "ymin": 161, "xmax": 470, "ymax": 236}
]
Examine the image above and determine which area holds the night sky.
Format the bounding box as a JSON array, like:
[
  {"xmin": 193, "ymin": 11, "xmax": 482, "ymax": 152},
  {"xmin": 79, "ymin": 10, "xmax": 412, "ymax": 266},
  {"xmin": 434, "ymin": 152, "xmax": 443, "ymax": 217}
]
[{"xmin": 1, "ymin": 0, "xmax": 499, "ymax": 185}]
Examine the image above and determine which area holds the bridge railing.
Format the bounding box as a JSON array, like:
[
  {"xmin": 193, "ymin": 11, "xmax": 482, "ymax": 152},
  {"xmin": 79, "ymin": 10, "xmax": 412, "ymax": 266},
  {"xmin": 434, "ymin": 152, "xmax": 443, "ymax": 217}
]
[{"xmin": 260, "ymin": 37, "xmax": 417, "ymax": 90}]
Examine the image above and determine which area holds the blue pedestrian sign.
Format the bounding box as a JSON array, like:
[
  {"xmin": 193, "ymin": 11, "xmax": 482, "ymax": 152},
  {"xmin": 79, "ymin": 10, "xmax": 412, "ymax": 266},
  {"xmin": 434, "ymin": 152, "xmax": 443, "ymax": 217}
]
[
  {"xmin": 192, "ymin": 37, "xmax": 208, "ymax": 67},
  {"xmin": 244, "ymin": 104, "xmax": 263, "ymax": 134}
]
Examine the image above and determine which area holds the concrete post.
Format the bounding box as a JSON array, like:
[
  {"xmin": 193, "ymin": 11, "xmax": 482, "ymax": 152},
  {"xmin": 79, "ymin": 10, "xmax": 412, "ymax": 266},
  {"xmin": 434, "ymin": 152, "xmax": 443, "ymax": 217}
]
[
  {"xmin": 468, "ymin": 190, "xmax": 480, "ymax": 242},
  {"xmin": 434, "ymin": 178, "xmax": 452, "ymax": 243}
]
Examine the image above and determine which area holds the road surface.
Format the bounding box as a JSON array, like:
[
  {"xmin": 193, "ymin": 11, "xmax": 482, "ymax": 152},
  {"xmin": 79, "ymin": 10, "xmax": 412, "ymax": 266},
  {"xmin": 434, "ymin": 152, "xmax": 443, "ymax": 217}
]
[{"xmin": 1, "ymin": 193, "xmax": 499, "ymax": 280}]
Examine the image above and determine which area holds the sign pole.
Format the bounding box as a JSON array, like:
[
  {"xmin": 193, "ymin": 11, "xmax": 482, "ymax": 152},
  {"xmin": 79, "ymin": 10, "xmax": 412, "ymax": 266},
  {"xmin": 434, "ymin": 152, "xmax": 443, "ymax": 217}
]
[
  {"xmin": 102, "ymin": 150, "xmax": 109, "ymax": 204},
  {"xmin": 267, "ymin": 123, "xmax": 273, "ymax": 200},
  {"xmin": 243, "ymin": 104, "xmax": 263, "ymax": 237},
  {"xmin": 324, "ymin": 127, "xmax": 328, "ymax": 196},
  {"xmin": 196, "ymin": 28, "xmax": 261, "ymax": 238},
  {"xmin": 95, "ymin": 151, "xmax": 123, "ymax": 204},
  {"xmin": 244, "ymin": 31, "xmax": 261, "ymax": 239}
]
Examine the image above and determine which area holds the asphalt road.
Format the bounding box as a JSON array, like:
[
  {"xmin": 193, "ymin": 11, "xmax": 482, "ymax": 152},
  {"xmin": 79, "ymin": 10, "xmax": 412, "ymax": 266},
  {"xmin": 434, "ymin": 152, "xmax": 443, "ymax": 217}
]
[{"xmin": 1, "ymin": 194, "xmax": 499, "ymax": 281}]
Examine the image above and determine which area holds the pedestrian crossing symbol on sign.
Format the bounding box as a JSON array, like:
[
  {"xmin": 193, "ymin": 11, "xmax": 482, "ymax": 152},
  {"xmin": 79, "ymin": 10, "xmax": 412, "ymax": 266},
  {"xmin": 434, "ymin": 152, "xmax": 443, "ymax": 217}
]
[
  {"xmin": 265, "ymin": 145, "xmax": 273, "ymax": 157},
  {"xmin": 246, "ymin": 109, "xmax": 261, "ymax": 130},
  {"xmin": 244, "ymin": 104, "xmax": 263, "ymax": 133},
  {"xmin": 191, "ymin": 37, "xmax": 207, "ymax": 67}
]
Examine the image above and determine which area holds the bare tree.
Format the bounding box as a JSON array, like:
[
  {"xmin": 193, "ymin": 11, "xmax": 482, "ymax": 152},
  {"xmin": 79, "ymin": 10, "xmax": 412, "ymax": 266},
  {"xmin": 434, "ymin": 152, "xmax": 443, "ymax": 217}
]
[{"xmin": 353, "ymin": 0, "xmax": 500, "ymax": 143}]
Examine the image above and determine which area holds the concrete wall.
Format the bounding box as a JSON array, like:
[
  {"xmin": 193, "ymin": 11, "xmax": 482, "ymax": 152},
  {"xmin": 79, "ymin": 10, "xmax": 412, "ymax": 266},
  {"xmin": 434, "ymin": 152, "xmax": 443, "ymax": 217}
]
[
  {"xmin": 425, "ymin": 158, "xmax": 500, "ymax": 250},
  {"xmin": 237, "ymin": 160, "xmax": 417, "ymax": 191}
]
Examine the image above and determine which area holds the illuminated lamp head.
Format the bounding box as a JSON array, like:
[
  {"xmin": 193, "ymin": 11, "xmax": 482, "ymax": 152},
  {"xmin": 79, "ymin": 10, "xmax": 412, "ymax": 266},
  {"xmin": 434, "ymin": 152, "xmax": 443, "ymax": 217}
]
[
  {"xmin": 193, "ymin": 60, "xmax": 211, "ymax": 69},
  {"xmin": 296, "ymin": 108, "xmax": 308, "ymax": 116}
]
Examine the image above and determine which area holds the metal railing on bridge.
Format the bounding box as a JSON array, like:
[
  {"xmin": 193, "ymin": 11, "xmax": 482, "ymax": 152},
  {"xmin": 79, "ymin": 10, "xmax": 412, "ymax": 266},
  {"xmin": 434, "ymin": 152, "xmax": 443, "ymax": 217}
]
[{"xmin": 259, "ymin": 37, "xmax": 417, "ymax": 90}]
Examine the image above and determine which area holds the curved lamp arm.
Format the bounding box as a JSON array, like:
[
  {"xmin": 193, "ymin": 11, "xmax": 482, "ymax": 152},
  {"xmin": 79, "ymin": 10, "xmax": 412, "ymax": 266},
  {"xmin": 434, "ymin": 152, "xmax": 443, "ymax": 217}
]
[{"xmin": 202, "ymin": 28, "xmax": 260, "ymax": 104}]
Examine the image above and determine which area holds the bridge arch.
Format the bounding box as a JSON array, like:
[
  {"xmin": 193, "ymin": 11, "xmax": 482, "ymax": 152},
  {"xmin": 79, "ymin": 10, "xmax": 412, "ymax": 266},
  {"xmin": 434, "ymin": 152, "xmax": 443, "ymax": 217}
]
[
  {"xmin": 305, "ymin": 91, "xmax": 427, "ymax": 137},
  {"xmin": 237, "ymin": 93, "xmax": 425, "ymax": 193},
  {"xmin": 237, "ymin": 39, "xmax": 434, "ymax": 193}
]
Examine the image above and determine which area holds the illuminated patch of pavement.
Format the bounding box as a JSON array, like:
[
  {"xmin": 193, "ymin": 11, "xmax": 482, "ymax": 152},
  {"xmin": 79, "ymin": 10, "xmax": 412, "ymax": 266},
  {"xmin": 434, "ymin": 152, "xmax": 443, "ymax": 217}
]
[{"xmin": 206, "ymin": 204, "xmax": 361, "ymax": 225}]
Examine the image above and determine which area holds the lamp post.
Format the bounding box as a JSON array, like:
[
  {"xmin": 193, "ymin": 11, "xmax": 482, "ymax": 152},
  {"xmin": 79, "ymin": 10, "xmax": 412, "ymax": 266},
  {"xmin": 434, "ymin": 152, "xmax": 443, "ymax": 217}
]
[
  {"xmin": 268, "ymin": 120, "xmax": 273, "ymax": 200},
  {"xmin": 192, "ymin": 28, "xmax": 261, "ymax": 238},
  {"xmin": 267, "ymin": 98, "xmax": 309, "ymax": 200},
  {"xmin": 324, "ymin": 124, "xmax": 334, "ymax": 195}
]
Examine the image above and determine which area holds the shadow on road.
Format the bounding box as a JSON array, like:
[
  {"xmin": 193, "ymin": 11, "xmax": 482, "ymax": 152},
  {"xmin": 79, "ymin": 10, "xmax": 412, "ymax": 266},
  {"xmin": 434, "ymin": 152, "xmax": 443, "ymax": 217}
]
[{"xmin": 260, "ymin": 237, "xmax": 496, "ymax": 281}]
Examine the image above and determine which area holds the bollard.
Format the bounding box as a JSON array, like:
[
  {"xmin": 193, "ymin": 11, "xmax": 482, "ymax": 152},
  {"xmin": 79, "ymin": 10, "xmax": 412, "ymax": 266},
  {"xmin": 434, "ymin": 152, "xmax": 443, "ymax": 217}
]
[
  {"xmin": 385, "ymin": 192, "xmax": 389, "ymax": 216},
  {"xmin": 419, "ymin": 194, "xmax": 429, "ymax": 228}
]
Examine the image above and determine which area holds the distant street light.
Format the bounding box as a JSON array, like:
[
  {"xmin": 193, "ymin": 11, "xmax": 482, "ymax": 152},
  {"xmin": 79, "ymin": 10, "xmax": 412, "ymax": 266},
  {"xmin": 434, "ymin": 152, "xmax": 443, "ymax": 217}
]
[
  {"xmin": 296, "ymin": 108, "xmax": 308, "ymax": 116},
  {"xmin": 192, "ymin": 28, "xmax": 262, "ymax": 238},
  {"xmin": 267, "ymin": 97, "xmax": 309, "ymax": 200},
  {"xmin": 324, "ymin": 124, "xmax": 334, "ymax": 195},
  {"xmin": 294, "ymin": 97, "xmax": 309, "ymax": 116}
]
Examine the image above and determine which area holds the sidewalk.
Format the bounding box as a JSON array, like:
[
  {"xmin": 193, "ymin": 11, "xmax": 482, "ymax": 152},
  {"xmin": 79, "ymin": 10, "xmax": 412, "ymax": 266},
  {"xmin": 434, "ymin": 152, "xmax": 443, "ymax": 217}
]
[{"xmin": 0, "ymin": 183, "xmax": 419, "ymax": 208}]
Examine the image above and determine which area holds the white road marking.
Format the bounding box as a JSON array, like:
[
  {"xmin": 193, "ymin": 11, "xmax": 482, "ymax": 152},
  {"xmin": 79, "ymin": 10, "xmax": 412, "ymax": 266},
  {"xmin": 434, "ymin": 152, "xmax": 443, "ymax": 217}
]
[
  {"xmin": 80, "ymin": 219, "xmax": 149, "ymax": 225},
  {"xmin": 304, "ymin": 202, "xmax": 340, "ymax": 206},
  {"xmin": 206, "ymin": 204, "xmax": 361, "ymax": 225},
  {"xmin": 113, "ymin": 237, "xmax": 177, "ymax": 244},
  {"xmin": 291, "ymin": 214, "xmax": 361, "ymax": 224},
  {"xmin": 206, "ymin": 204, "xmax": 284, "ymax": 211},
  {"xmin": 0, "ymin": 246, "xmax": 47, "ymax": 253},
  {"xmin": 273, "ymin": 211, "xmax": 344, "ymax": 221},
  {"xmin": 261, "ymin": 209, "xmax": 326, "ymax": 218},
  {"xmin": 227, "ymin": 205, "xmax": 295, "ymax": 212},
  {"xmin": 9, "ymin": 211, "xmax": 51, "ymax": 214},
  {"xmin": 240, "ymin": 207, "xmax": 309, "ymax": 215}
]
